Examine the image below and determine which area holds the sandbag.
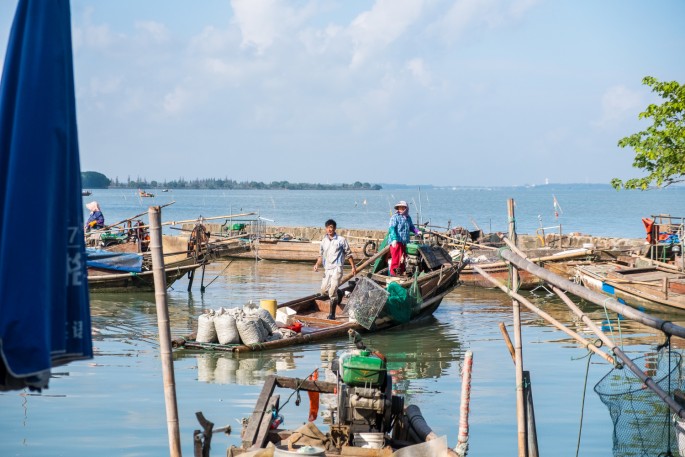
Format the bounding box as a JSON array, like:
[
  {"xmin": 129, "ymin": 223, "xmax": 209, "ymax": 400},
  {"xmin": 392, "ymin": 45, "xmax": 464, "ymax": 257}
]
[
  {"xmin": 196, "ymin": 311, "xmax": 218, "ymax": 343},
  {"xmin": 256, "ymin": 307, "xmax": 279, "ymax": 334},
  {"xmin": 236, "ymin": 316, "xmax": 264, "ymax": 345},
  {"xmin": 215, "ymin": 311, "xmax": 240, "ymax": 345}
]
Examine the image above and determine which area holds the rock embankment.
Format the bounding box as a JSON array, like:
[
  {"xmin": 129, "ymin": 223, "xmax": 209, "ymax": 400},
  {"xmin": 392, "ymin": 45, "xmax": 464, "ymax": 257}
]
[{"xmin": 179, "ymin": 223, "xmax": 646, "ymax": 253}]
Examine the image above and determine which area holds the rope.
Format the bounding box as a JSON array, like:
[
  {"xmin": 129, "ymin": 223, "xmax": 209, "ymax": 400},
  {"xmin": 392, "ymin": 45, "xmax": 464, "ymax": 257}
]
[
  {"xmin": 601, "ymin": 298, "xmax": 624, "ymax": 349},
  {"xmin": 575, "ymin": 347, "xmax": 595, "ymax": 457},
  {"xmin": 276, "ymin": 370, "xmax": 319, "ymax": 413},
  {"xmin": 202, "ymin": 260, "xmax": 234, "ymax": 290}
]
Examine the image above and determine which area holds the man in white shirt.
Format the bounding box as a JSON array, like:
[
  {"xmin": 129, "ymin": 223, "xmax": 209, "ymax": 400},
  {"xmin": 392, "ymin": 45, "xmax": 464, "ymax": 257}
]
[{"xmin": 313, "ymin": 219, "xmax": 357, "ymax": 320}]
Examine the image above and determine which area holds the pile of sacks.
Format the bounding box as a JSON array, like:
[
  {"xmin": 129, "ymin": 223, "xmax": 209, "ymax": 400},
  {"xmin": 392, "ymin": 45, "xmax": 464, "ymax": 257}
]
[{"xmin": 196, "ymin": 302, "xmax": 296, "ymax": 345}]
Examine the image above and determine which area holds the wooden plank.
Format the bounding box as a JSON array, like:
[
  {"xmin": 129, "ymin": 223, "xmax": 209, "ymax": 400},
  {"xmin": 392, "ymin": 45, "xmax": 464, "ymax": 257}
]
[
  {"xmin": 274, "ymin": 377, "xmax": 336, "ymax": 394},
  {"xmin": 241, "ymin": 376, "xmax": 277, "ymax": 448},
  {"xmin": 253, "ymin": 395, "xmax": 280, "ymax": 449}
]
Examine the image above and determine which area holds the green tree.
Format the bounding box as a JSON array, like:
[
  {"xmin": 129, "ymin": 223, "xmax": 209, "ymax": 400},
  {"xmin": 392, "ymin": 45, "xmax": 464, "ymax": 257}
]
[
  {"xmin": 612, "ymin": 76, "xmax": 685, "ymax": 190},
  {"xmin": 81, "ymin": 171, "xmax": 110, "ymax": 188}
]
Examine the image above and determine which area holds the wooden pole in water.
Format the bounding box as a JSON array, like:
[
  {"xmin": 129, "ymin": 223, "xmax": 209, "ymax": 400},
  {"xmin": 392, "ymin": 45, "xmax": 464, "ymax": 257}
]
[
  {"xmin": 507, "ymin": 198, "xmax": 527, "ymax": 457},
  {"xmin": 456, "ymin": 350, "xmax": 473, "ymax": 455},
  {"xmin": 149, "ymin": 206, "xmax": 182, "ymax": 457}
]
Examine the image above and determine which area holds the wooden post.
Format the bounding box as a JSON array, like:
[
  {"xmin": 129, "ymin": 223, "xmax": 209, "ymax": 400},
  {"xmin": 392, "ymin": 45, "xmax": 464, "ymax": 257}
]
[
  {"xmin": 457, "ymin": 350, "xmax": 473, "ymax": 454},
  {"xmin": 507, "ymin": 198, "xmax": 527, "ymax": 457},
  {"xmin": 149, "ymin": 206, "xmax": 183, "ymax": 457}
]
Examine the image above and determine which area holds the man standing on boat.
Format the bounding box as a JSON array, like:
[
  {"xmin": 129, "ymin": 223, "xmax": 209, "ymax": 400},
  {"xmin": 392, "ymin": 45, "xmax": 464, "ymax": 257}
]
[
  {"xmin": 388, "ymin": 201, "xmax": 421, "ymax": 276},
  {"xmin": 314, "ymin": 219, "xmax": 356, "ymax": 320}
]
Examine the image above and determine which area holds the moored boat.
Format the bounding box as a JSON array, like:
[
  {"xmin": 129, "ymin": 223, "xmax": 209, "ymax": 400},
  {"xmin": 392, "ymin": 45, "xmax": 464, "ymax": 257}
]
[
  {"xmin": 575, "ymin": 262, "xmax": 685, "ymax": 312},
  {"xmin": 458, "ymin": 247, "xmax": 595, "ymax": 289},
  {"xmin": 86, "ymin": 248, "xmax": 204, "ymax": 293},
  {"xmin": 174, "ymin": 245, "xmax": 459, "ymax": 353},
  {"xmin": 138, "ymin": 189, "xmax": 154, "ymax": 197},
  {"xmin": 194, "ymin": 331, "xmax": 460, "ymax": 456}
]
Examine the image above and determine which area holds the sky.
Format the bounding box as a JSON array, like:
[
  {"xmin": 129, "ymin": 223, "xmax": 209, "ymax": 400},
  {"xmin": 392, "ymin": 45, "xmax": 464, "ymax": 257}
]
[{"xmin": 0, "ymin": 0, "xmax": 683, "ymax": 187}]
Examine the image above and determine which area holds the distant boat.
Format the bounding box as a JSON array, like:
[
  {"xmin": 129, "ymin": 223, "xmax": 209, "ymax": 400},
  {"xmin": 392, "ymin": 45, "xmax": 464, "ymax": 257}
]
[
  {"xmin": 138, "ymin": 189, "xmax": 154, "ymax": 198},
  {"xmin": 82, "ymin": 190, "xmax": 92, "ymax": 196},
  {"xmin": 162, "ymin": 189, "xmax": 169, "ymax": 192}
]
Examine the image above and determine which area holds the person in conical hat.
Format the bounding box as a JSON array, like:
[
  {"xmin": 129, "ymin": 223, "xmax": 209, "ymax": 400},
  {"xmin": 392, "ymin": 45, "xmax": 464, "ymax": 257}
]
[
  {"xmin": 84, "ymin": 201, "xmax": 105, "ymax": 231},
  {"xmin": 388, "ymin": 201, "xmax": 421, "ymax": 276}
]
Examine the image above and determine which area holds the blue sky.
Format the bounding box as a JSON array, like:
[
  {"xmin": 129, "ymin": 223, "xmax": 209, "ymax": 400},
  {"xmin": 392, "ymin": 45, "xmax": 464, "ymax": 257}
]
[{"xmin": 1, "ymin": 0, "xmax": 683, "ymax": 187}]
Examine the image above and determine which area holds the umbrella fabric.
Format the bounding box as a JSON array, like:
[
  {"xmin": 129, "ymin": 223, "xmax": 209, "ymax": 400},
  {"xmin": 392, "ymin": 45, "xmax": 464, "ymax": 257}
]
[{"xmin": 0, "ymin": 0, "xmax": 92, "ymax": 391}]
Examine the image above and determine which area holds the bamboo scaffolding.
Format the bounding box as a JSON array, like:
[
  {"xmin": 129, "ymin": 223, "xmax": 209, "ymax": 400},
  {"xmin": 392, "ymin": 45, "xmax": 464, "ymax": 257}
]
[
  {"xmin": 507, "ymin": 199, "xmax": 527, "ymax": 457},
  {"xmin": 475, "ymin": 266, "xmax": 615, "ymax": 365},
  {"xmin": 498, "ymin": 241, "xmax": 685, "ymax": 340},
  {"xmin": 496, "ymin": 239, "xmax": 685, "ymax": 419}
]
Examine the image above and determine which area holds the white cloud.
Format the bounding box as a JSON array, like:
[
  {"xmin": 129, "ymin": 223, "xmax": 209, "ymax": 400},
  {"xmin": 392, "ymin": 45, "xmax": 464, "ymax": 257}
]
[
  {"xmin": 348, "ymin": 0, "xmax": 426, "ymax": 68},
  {"xmin": 135, "ymin": 21, "xmax": 170, "ymax": 43},
  {"xmin": 163, "ymin": 86, "xmax": 192, "ymax": 115},
  {"xmin": 406, "ymin": 58, "xmax": 431, "ymax": 87},
  {"xmin": 594, "ymin": 85, "xmax": 643, "ymax": 129},
  {"xmin": 230, "ymin": 0, "xmax": 314, "ymax": 54}
]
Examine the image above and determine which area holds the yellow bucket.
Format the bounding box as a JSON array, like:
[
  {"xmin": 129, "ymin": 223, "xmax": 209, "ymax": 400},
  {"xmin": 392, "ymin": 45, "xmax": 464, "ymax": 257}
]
[{"xmin": 260, "ymin": 299, "xmax": 277, "ymax": 318}]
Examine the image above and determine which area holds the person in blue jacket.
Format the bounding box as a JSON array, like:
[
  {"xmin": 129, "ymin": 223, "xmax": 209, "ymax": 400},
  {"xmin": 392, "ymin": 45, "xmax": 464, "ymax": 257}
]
[
  {"xmin": 84, "ymin": 201, "xmax": 105, "ymax": 231},
  {"xmin": 388, "ymin": 201, "xmax": 420, "ymax": 276}
]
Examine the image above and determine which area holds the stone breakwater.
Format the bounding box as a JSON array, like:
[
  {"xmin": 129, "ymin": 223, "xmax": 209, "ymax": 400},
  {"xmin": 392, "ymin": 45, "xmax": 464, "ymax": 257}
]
[{"xmin": 182, "ymin": 223, "xmax": 647, "ymax": 253}]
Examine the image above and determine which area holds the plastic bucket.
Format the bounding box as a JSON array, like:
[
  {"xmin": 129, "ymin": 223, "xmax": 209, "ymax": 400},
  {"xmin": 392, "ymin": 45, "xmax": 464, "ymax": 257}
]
[
  {"xmin": 274, "ymin": 445, "xmax": 325, "ymax": 456},
  {"xmin": 260, "ymin": 299, "xmax": 277, "ymax": 318},
  {"xmin": 354, "ymin": 432, "xmax": 384, "ymax": 449}
]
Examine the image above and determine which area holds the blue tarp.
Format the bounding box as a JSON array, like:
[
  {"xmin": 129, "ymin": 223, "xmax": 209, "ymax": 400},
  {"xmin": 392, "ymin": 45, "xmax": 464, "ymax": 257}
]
[
  {"xmin": 86, "ymin": 248, "xmax": 144, "ymax": 273},
  {"xmin": 0, "ymin": 0, "xmax": 92, "ymax": 391}
]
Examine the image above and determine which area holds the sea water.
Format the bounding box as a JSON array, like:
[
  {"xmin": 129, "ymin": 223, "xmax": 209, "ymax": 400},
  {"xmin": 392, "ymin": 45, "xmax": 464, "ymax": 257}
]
[{"xmin": 1, "ymin": 184, "xmax": 684, "ymax": 456}]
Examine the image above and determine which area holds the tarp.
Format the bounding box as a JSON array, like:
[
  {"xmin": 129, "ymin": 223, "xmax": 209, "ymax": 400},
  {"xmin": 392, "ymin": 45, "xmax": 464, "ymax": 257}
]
[
  {"xmin": 86, "ymin": 248, "xmax": 144, "ymax": 273},
  {"xmin": 0, "ymin": 0, "xmax": 92, "ymax": 391}
]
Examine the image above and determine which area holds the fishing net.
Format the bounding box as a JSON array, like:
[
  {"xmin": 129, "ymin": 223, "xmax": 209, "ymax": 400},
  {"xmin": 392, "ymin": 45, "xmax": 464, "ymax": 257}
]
[
  {"xmin": 344, "ymin": 277, "xmax": 388, "ymax": 329},
  {"xmin": 385, "ymin": 274, "xmax": 423, "ymax": 324},
  {"xmin": 594, "ymin": 350, "xmax": 682, "ymax": 457}
]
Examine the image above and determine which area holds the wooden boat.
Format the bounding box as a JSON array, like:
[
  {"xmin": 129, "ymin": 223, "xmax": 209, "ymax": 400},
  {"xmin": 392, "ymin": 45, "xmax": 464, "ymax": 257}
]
[
  {"xmin": 88, "ymin": 259, "xmax": 202, "ymax": 293},
  {"xmin": 458, "ymin": 247, "xmax": 595, "ymax": 289},
  {"xmin": 138, "ymin": 189, "xmax": 154, "ymax": 198},
  {"xmin": 225, "ymin": 236, "xmax": 370, "ymax": 263},
  {"xmin": 88, "ymin": 249, "xmax": 203, "ymax": 293},
  {"xmin": 194, "ymin": 331, "xmax": 459, "ymax": 456},
  {"xmin": 174, "ymin": 245, "xmax": 459, "ymax": 353},
  {"xmin": 575, "ymin": 261, "xmax": 685, "ymax": 312}
]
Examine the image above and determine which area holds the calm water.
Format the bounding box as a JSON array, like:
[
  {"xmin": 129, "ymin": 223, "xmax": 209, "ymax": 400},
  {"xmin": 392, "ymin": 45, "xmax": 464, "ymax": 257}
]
[{"xmin": 2, "ymin": 186, "xmax": 684, "ymax": 456}]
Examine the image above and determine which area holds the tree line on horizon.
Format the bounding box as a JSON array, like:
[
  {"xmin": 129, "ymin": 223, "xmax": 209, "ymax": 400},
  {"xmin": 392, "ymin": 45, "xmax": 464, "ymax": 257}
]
[{"xmin": 81, "ymin": 172, "xmax": 382, "ymax": 191}]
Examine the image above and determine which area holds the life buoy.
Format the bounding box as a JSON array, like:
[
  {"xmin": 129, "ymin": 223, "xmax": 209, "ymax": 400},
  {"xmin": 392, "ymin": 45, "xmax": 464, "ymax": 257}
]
[{"xmin": 363, "ymin": 240, "xmax": 377, "ymax": 257}]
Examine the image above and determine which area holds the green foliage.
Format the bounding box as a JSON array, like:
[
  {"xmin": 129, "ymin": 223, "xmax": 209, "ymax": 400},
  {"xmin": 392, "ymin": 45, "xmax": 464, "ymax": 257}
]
[
  {"xmin": 81, "ymin": 171, "xmax": 110, "ymax": 188},
  {"xmin": 612, "ymin": 76, "xmax": 685, "ymax": 190},
  {"xmin": 107, "ymin": 177, "xmax": 382, "ymax": 191}
]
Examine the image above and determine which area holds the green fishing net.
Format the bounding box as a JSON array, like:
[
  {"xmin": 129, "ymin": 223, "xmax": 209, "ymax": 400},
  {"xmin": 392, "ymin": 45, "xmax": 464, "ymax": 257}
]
[{"xmin": 385, "ymin": 275, "xmax": 423, "ymax": 324}]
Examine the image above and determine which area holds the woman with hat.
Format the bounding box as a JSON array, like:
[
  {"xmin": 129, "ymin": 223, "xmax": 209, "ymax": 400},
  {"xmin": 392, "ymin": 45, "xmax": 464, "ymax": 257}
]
[
  {"xmin": 388, "ymin": 200, "xmax": 421, "ymax": 276},
  {"xmin": 84, "ymin": 201, "xmax": 105, "ymax": 232}
]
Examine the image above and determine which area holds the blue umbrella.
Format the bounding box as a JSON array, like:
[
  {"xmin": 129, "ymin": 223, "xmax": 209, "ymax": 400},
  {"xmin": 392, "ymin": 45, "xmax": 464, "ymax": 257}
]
[{"xmin": 0, "ymin": 0, "xmax": 92, "ymax": 391}]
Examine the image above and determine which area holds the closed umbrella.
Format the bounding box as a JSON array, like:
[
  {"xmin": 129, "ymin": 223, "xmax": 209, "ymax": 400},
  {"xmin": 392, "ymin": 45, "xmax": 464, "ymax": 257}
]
[{"xmin": 0, "ymin": 0, "xmax": 92, "ymax": 391}]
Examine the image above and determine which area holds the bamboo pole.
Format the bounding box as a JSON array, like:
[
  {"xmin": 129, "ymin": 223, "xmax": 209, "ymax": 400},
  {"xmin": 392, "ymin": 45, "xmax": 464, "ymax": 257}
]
[
  {"xmin": 134, "ymin": 211, "xmax": 257, "ymax": 231},
  {"xmin": 339, "ymin": 245, "xmax": 391, "ymax": 285},
  {"xmin": 497, "ymin": 247, "xmax": 685, "ymax": 339},
  {"xmin": 507, "ymin": 199, "xmax": 527, "ymax": 457},
  {"xmin": 101, "ymin": 201, "xmax": 176, "ymax": 231},
  {"xmin": 456, "ymin": 350, "xmax": 473, "ymax": 454},
  {"xmin": 149, "ymin": 206, "xmax": 182, "ymax": 457},
  {"xmin": 496, "ymin": 246, "xmax": 685, "ymax": 419},
  {"xmin": 550, "ymin": 285, "xmax": 685, "ymax": 419},
  {"xmin": 475, "ymin": 266, "xmax": 615, "ymax": 364}
]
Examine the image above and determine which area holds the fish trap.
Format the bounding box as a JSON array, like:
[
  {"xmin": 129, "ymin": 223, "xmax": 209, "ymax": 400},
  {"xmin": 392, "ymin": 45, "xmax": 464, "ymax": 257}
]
[
  {"xmin": 594, "ymin": 350, "xmax": 682, "ymax": 457},
  {"xmin": 344, "ymin": 277, "xmax": 388, "ymax": 330}
]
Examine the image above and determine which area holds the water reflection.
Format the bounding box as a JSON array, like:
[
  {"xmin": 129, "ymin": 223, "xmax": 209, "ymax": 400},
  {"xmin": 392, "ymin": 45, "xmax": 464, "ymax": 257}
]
[{"xmin": 193, "ymin": 352, "xmax": 298, "ymax": 385}]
